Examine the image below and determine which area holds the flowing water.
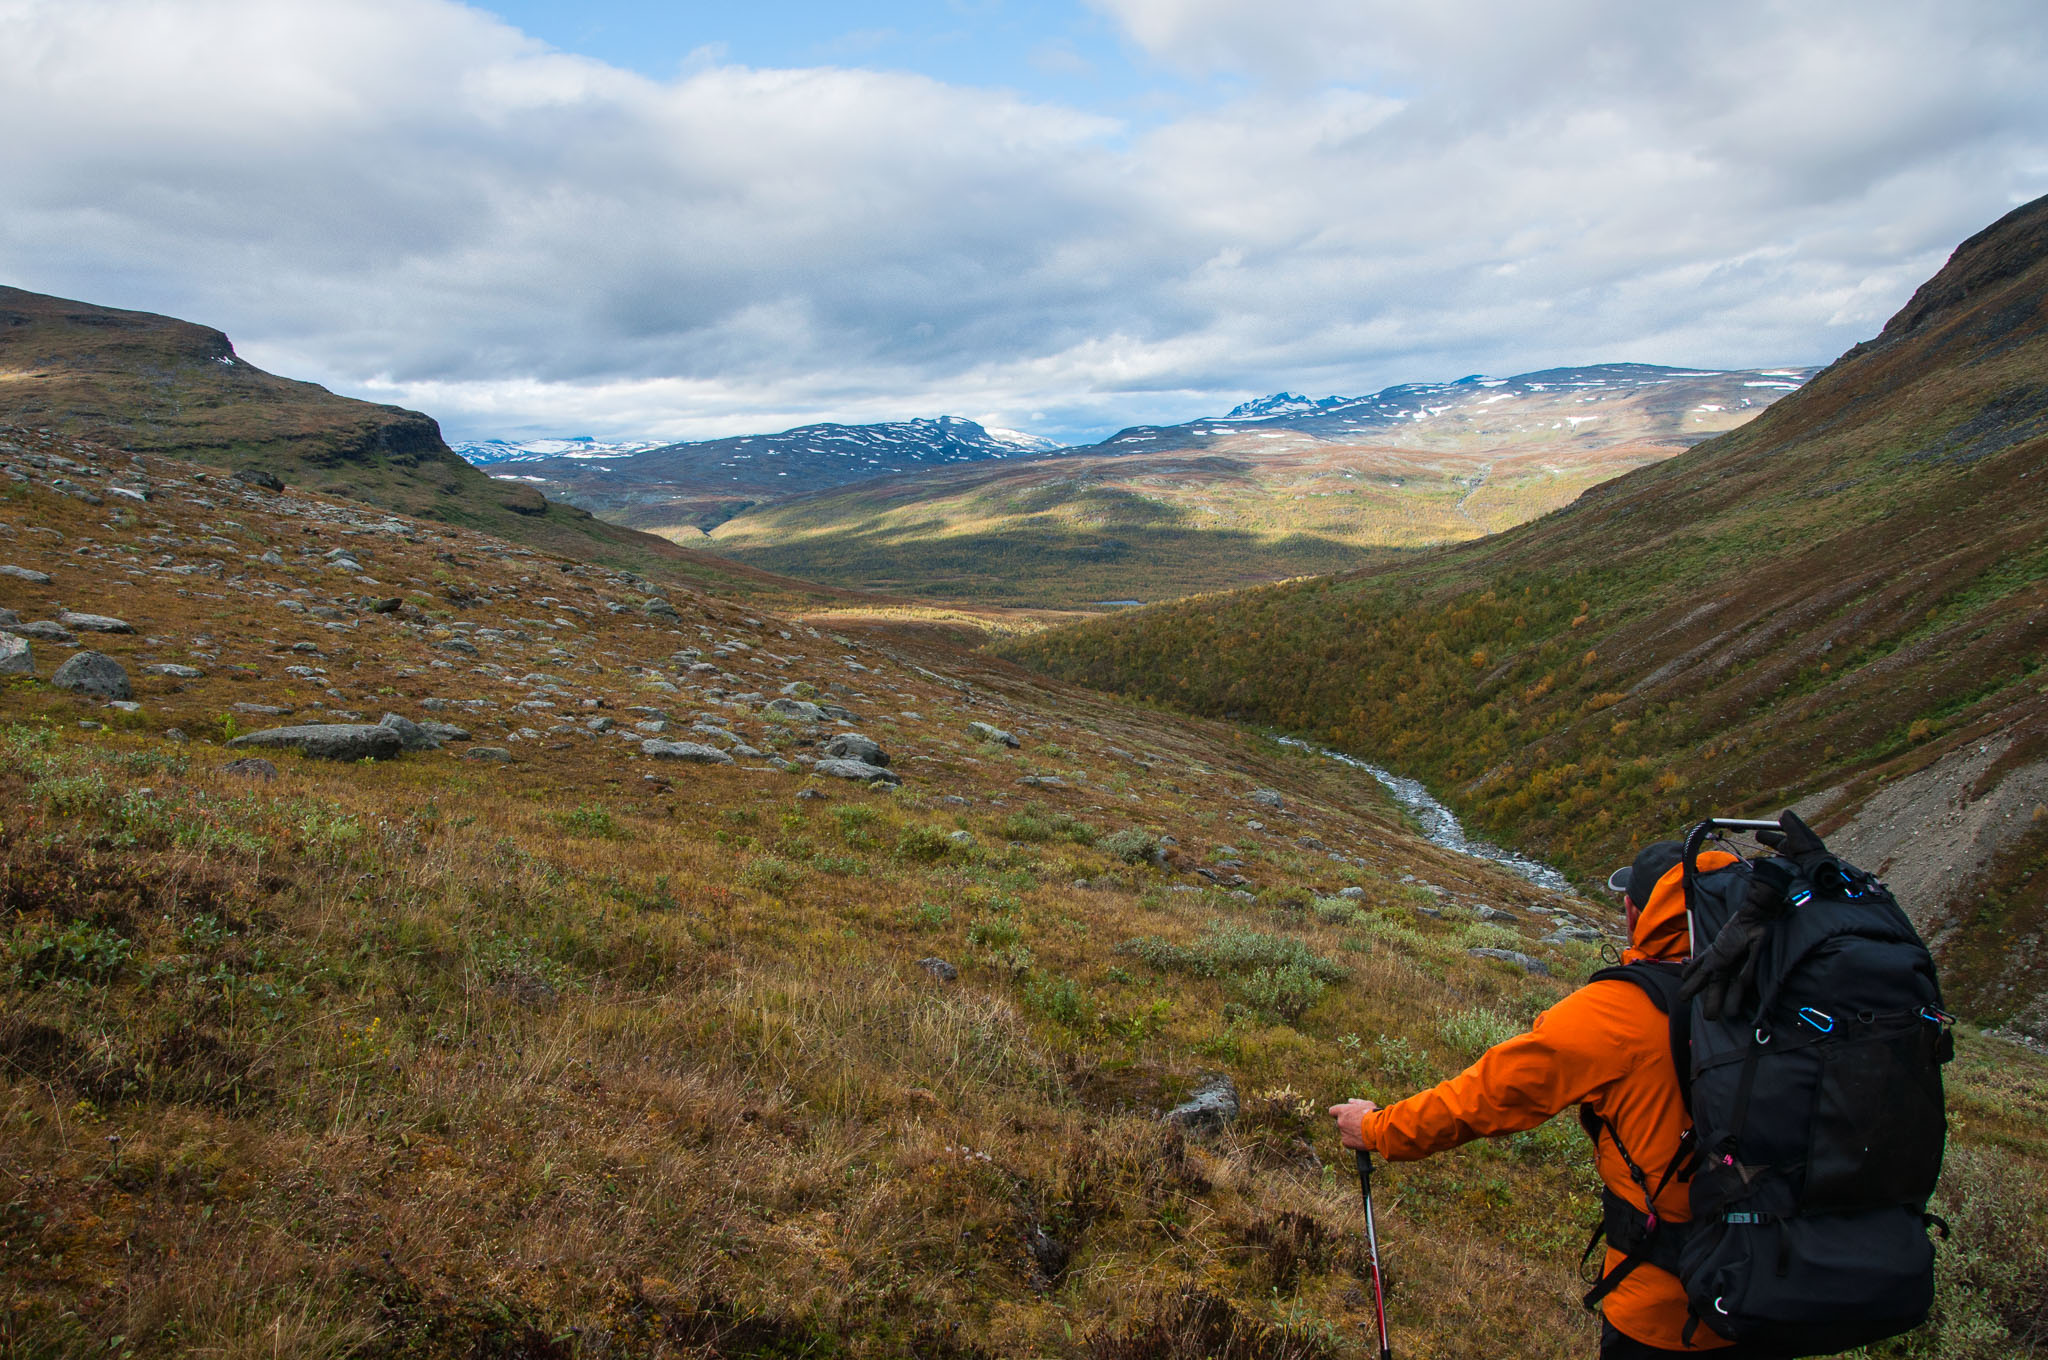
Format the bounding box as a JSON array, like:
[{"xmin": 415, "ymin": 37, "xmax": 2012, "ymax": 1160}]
[{"xmin": 1275, "ymin": 736, "xmax": 1577, "ymax": 894}]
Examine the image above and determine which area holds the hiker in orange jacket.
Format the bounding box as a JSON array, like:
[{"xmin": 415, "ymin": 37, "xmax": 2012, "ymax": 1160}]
[{"xmin": 1331, "ymin": 843, "xmax": 1767, "ymax": 1358}]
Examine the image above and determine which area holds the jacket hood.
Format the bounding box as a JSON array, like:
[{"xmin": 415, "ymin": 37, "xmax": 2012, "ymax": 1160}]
[{"xmin": 1623, "ymin": 848, "xmax": 1738, "ymax": 963}]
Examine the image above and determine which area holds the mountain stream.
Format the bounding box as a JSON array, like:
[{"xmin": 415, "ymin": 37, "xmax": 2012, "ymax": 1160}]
[{"xmin": 1275, "ymin": 736, "xmax": 1577, "ymax": 894}]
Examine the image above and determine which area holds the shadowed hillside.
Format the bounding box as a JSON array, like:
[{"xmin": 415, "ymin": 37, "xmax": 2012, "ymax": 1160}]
[
  {"xmin": 1006, "ymin": 193, "xmax": 2048, "ymax": 1041},
  {"xmin": 0, "ymin": 286, "xmax": 863, "ymax": 608}
]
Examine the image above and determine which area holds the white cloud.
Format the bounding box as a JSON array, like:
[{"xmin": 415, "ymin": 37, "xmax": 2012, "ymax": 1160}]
[{"xmin": 2, "ymin": 0, "xmax": 2044, "ymax": 445}]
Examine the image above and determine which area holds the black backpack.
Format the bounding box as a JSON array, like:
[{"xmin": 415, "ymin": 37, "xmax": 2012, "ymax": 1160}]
[{"xmin": 1580, "ymin": 814, "xmax": 1953, "ymax": 1357}]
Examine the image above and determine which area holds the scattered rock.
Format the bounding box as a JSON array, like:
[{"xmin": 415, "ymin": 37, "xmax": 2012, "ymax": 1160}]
[
  {"xmin": 948, "ymin": 830, "xmax": 976, "ymax": 848},
  {"xmin": 0, "ymin": 609, "xmax": 16, "ymax": 627},
  {"xmin": 164, "ymin": 728, "xmax": 188, "ymax": 742},
  {"xmin": 1474, "ymin": 905, "xmax": 1520, "ymax": 923},
  {"xmin": 7, "ymin": 620, "xmax": 72, "ymax": 642},
  {"xmin": 419, "ymin": 721, "xmax": 472, "ymax": 743},
  {"xmin": 1249, "ymin": 788, "xmax": 1285, "ymax": 809},
  {"xmin": 143, "ymin": 662, "xmax": 206, "ymax": 678},
  {"xmin": 1163, "ymin": 1075, "xmax": 1240, "ymax": 1136},
  {"xmin": 813, "ymin": 758, "xmax": 901, "ymax": 785},
  {"xmin": 916, "ymin": 957, "xmax": 959, "ymax": 982},
  {"xmin": 233, "ymin": 703, "xmax": 293, "ymax": 716},
  {"xmin": 764, "ymin": 697, "xmax": 824, "ymax": 722},
  {"xmin": 227, "ymin": 723, "xmax": 404, "ymax": 761},
  {"xmin": 0, "ymin": 565, "xmax": 53, "ymax": 584},
  {"xmin": 1337, "ymin": 886, "xmax": 1366, "ymax": 899},
  {"xmin": 1468, "ymin": 947, "xmax": 1551, "ymax": 976},
  {"xmin": 0, "ymin": 634, "xmax": 31, "ymax": 676},
  {"xmin": 642, "ymin": 597, "xmax": 681, "ymax": 620},
  {"xmin": 51, "ymin": 651, "xmax": 131, "ymax": 700},
  {"xmin": 1543, "ymin": 926, "xmax": 1605, "ymax": 945},
  {"xmin": 967, "ymin": 721, "xmax": 1019, "ymax": 748},
  {"xmin": 642, "ymin": 739, "xmax": 734, "ymax": 764},
  {"xmin": 233, "ymin": 467, "xmax": 285, "ymax": 492},
  {"xmin": 466, "ymin": 746, "xmax": 513, "ymax": 763},
  {"xmin": 378, "ymin": 713, "xmax": 442, "ymax": 752},
  {"xmin": 823, "ymin": 733, "xmax": 889, "ymax": 766},
  {"xmin": 795, "ymin": 788, "xmax": 826, "ymax": 800},
  {"xmin": 222, "ymin": 757, "xmax": 280, "ymax": 781}
]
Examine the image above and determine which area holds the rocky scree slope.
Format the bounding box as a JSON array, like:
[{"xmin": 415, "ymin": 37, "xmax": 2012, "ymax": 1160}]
[
  {"xmin": 0, "ymin": 286, "xmax": 861, "ymax": 607},
  {"xmin": 1007, "ymin": 192, "xmax": 2048, "ymax": 1042}
]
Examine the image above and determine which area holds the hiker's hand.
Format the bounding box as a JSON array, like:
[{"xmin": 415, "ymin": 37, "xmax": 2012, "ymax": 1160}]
[
  {"xmin": 1329, "ymin": 1098, "xmax": 1380, "ymax": 1151},
  {"xmin": 1680, "ymin": 906, "xmax": 1769, "ymax": 1021},
  {"xmin": 1754, "ymin": 809, "xmax": 1825, "ymax": 859}
]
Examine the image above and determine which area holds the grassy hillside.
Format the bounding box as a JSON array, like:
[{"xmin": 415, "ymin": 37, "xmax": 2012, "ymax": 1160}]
[
  {"xmin": 6, "ymin": 426, "xmax": 2040, "ymax": 1357},
  {"xmin": 696, "ymin": 370, "xmax": 1803, "ymax": 610},
  {"xmin": 0, "ymin": 286, "xmax": 861, "ymax": 610},
  {"xmin": 1006, "ymin": 194, "xmax": 2048, "ymax": 1038}
]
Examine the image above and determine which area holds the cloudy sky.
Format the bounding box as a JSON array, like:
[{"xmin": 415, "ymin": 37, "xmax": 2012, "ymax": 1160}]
[{"xmin": 4, "ymin": 0, "xmax": 2045, "ymax": 446}]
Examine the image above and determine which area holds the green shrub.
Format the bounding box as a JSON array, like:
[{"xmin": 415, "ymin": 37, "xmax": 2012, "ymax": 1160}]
[
  {"xmin": 1227, "ymin": 962, "xmax": 1330, "ymax": 1021},
  {"xmin": 1098, "ymin": 828, "xmax": 1161, "ymax": 864},
  {"xmin": 13, "ymin": 921, "xmax": 134, "ymax": 987},
  {"xmin": 30, "ymin": 772, "xmax": 112, "ymax": 817},
  {"xmin": 1312, "ymin": 895, "xmax": 1367, "ymax": 926},
  {"xmin": 1027, "ymin": 972, "xmax": 1087, "ymax": 1025},
  {"xmin": 1115, "ymin": 921, "xmax": 1348, "ymax": 1022},
  {"xmin": 967, "ymin": 916, "xmax": 1022, "ymax": 950},
  {"xmin": 895, "ymin": 824, "xmax": 952, "ymax": 863},
  {"xmin": 556, "ymin": 804, "xmax": 625, "ymax": 839},
  {"xmin": 1437, "ymin": 1006, "xmax": 1523, "ymax": 1056},
  {"xmin": 737, "ymin": 856, "xmax": 803, "ymax": 894},
  {"xmin": 1002, "ymin": 807, "xmax": 1096, "ymax": 845}
]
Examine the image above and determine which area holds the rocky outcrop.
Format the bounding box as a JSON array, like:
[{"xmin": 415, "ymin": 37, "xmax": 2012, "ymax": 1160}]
[{"xmin": 228, "ymin": 724, "xmax": 404, "ymax": 760}]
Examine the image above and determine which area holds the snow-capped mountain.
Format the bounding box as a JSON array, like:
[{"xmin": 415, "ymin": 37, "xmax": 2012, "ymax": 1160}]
[
  {"xmin": 451, "ymin": 435, "xmax": 666, "ymax": 466},
  {"xmin": 1223, "ymin": 392, "xmax": 1351, "ymax": 419},
  {"xmin": 484, "ymin": 415, "xmax": 1058, "ymax": 532},
  {"xmin": 1089, "ymin": 364, "xmax": 1818, "ymax": 454}
]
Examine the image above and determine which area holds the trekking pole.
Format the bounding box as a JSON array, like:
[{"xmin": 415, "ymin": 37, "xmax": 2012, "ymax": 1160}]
[{"xmin": 1356, "ymin": 1149, "xmax": 1393, "ymax": 1360}]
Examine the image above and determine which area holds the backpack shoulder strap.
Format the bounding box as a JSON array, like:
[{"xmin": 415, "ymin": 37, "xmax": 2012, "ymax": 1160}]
[{"xmin": 1589, "ymin": 961, "xmax": 1693, "ymax": 1111}]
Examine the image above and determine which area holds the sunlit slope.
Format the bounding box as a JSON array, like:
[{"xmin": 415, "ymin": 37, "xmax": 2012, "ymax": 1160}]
[
  {"xmin": 0, "ymin": 286, "xmax": 860, "ymax": 608},
  {"xmin": 700, "ymin": 435, "xmax": 1688, "ymax": 608},
  {"xmin": 1007, "ymin": 192, "xmax": 2048, "ymax": 1036}
]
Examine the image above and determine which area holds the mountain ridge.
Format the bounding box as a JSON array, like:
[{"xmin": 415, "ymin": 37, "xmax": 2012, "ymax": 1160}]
[{"xmin": 0, "ymin": 285, "xmax": 867, "ymax": 608}]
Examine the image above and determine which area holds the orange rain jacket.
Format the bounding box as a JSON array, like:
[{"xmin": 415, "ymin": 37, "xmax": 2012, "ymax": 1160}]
[{"xmin": 1358, "ymin": 851, "xmax": 1739, "ymax": 1352}]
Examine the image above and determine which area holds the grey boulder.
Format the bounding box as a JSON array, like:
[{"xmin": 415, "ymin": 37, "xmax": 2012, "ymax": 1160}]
[
  {"xmin": 227, "ymin": 723, "xmax": 404, "ymax": 761},
  {"xmin": 143, "ymin": 663, "xmax": 206, "ymax": 679},
  {"xmin": 465, "ymin": 746, "xmax": 513, "ymax": 763},
  {"xmin": 0, "ymin": 565, "xmax": 52, "ymax": 584},
  {"xmin": 419, "ymin": 721, "xmax": 472, "ymax": 743},
  {"xmin": 378, "ymin": 712, "xmax": 442, "ymax": 751},
  {"xmin": 1164, "ymin": 1075, "xmax": 1240, "ymax": 1137},
  {"xmin": 813, "ymin": 757, "xmax": 900, "ymax": 785},
  {"xmin": 57, "ymin": 611, "xmax": 134, "ymax": 634},
  {"xmin": 7, "ymin": 620, "xmax": 72, "ymax": 642},
  {"xmin": 822, "ymin": 732, "xmax": 888, "ymax": 766},
  {"xmin": 0, "ymin": 634, "xmax": 31, "ymax": 677},
  {"xmin": 52, "ymin": 650, "xmax": 131, "ymax": 700},
  {"xmin": 642, "ymin": 739, "xmax": 733, "ymax": 764},
  {"xmin": 233, "ymin": 467, "xmax": 285, "ymax": 492},
  {"xmin": 967, "ymin": 721, "xmax": 1019, "ymax": 748},
  {"xmin": 764, "ymin": 697, "xmax": 824, "ymax": 722},
  {"xmin": 916, "ymin": 957, "xmax": 959, "ymax": 982},
  {"xmin": 1468, "ymin": 947, "xmax": 1551, "ymax": 977},
  {"xmin": 1249, "ymin": 788, "xmax": 1285, "ymax": 809}
]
